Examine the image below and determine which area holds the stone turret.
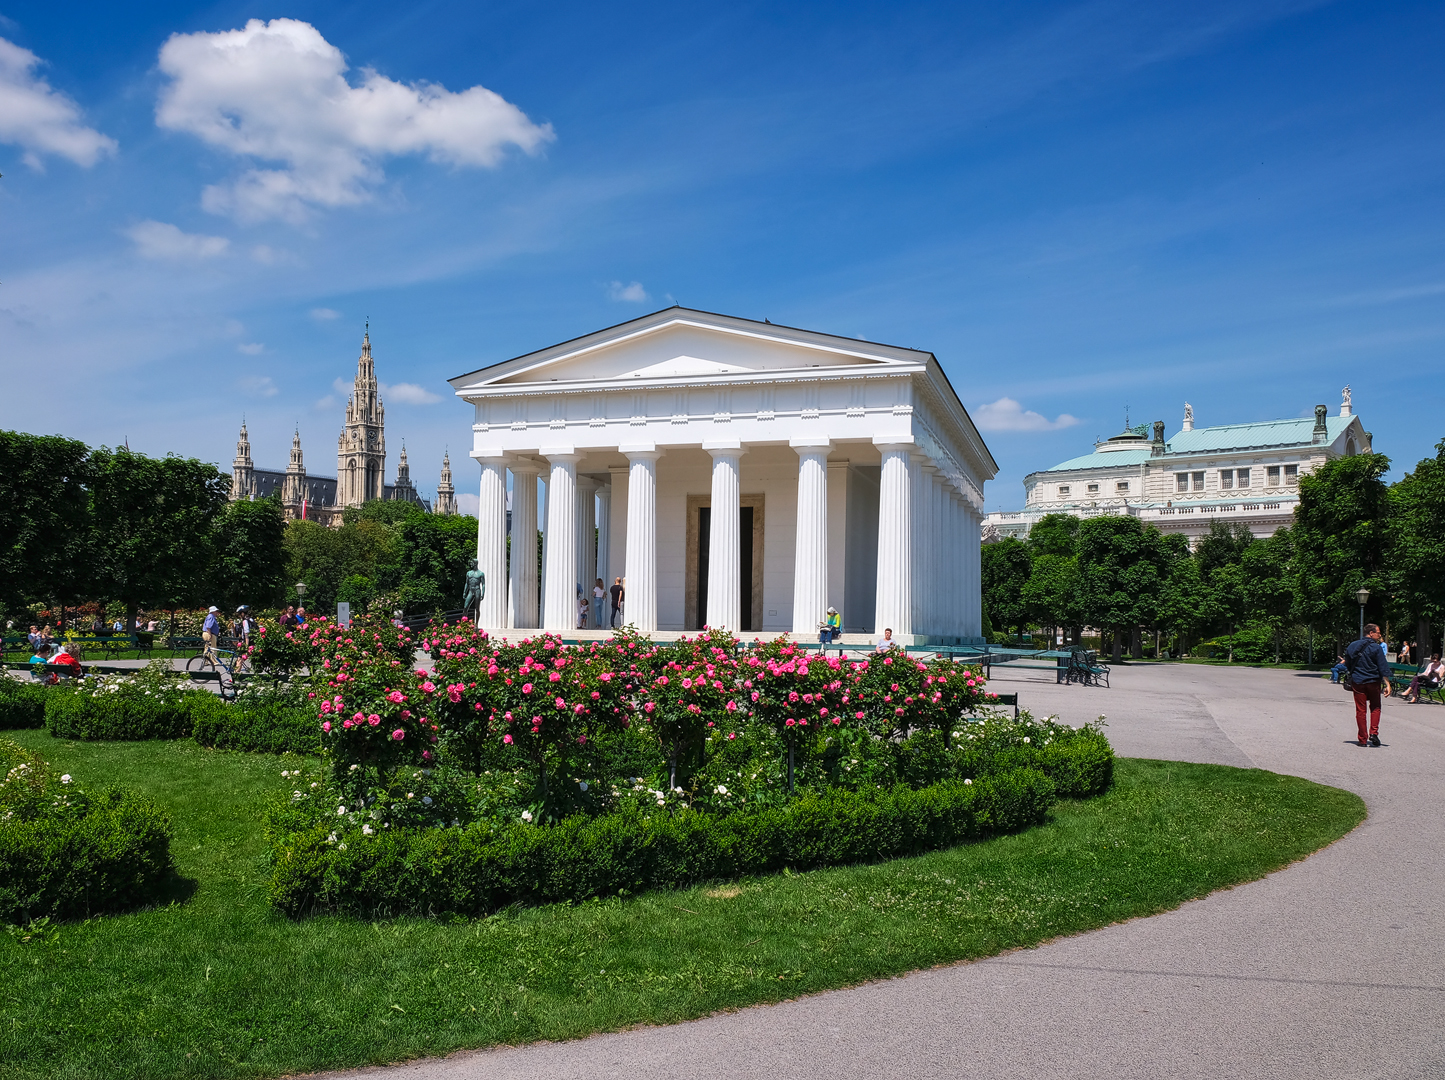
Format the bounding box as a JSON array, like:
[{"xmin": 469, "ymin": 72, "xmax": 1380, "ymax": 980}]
[
  {"xmin": 337, "ymin": 328, "xmax": 387, "ymax": 507},
  {"xmin": 434, "ymin": 451, "xmax": 457, "ymax": 515},
  {"xmin": 281, "ymin": 429, "xmax": 307, "ymax": 510},
  {"xmin": 391, "ymin": 444, "xmax": 420, "ymax": 504},
  {"xmin": 232, "ymin": 421, "xmax": 255, "ymax": 500}
]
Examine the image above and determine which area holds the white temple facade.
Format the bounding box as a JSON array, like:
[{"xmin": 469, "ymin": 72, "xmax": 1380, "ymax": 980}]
[
  {"xmin": 984, "ymin": 390, "xmax": 1372, "ymax": 546},
  {"xmin": 449, "ymin": 308, "xmax": 997, "ymax": 644}
]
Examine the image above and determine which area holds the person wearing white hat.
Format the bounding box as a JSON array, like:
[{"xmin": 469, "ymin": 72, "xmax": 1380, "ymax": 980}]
[
  {"xmin": 819, "ymin": 605, "xmax": 842, "ymax": 646},
  {"xmin": 202, "ymin": 606, "xmax": 222, "ymax": 660}
]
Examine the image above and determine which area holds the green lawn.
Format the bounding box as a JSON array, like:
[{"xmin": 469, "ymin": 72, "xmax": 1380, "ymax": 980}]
[{"xmin": 0, "ymin": 730, "xmax": 1364, "ymax": 1080}]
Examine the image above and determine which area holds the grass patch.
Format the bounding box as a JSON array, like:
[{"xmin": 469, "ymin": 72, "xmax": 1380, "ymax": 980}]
[{"xmin": 0, "ymin": 730, "xmax": 1363, "ymax": 1080}]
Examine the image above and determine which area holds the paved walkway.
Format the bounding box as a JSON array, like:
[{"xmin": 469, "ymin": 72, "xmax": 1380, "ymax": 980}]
[{"xmin": 333, "ymin": 663, "xmax": 1445, "ymax": 1080}]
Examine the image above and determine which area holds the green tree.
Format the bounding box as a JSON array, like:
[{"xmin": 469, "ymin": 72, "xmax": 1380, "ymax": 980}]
[
  {"xmin": 88, "ymin": 448, "xmax": 230, "ymax": 630},
  {"xmin": 1020, "ymin": 552, "xmax": 1081, "ymax": 643},
  {"xmin": 1292, "ymin": 453, "xmax": 1391, "ymax": 645},
  {"xmin": 396, "ymin": 513, "xmax": 478, "ymax": 615},
  {"xmin": 1386, "ymin": 439, "xmax": 1445, "ymax": 656},
  {"xmin": 980, "ymin": 538, "xmax": 1032, "ymax": 639},
  {"xmin": 1241, "ymin": 527, "xmax": 1296, "ymax": 663},
  {"xmin": 1076, "ymin": 515, "xmax": 1177, "ymax": 661},
  {"xmin": 0, "ymin": 431, "xmax": 92, "ymax": 617},
  {"xmin": 1027, "ymin": 513, "xmax": 1080, "ymax": 558},
  {"xmin": 211, "ymin": 495, "xmax": 288, "ymax": 611}
]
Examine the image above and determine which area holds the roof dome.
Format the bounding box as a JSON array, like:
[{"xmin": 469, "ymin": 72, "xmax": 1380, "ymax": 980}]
[{"xmin": 1096, "ymin": 426, "xmax": 1149, "ymax": 453}]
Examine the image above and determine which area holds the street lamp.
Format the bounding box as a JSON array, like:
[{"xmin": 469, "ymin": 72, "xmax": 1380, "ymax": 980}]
[
  {"xmin": 1356, "ymin": 586, "xmax": 1370, "ymax": 640},
  {"xmin": 295, "ymin": 581, "xmax": 308, "ymax": 604}
]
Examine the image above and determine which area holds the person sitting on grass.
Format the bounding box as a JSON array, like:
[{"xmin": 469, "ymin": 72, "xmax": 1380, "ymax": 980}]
[{"xmin": 1403, "ymin": 653, "xmax": 1445, "ymax": 704}]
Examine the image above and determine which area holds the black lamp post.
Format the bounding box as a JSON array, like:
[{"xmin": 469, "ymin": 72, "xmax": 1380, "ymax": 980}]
[{"xmin": 1356, "ymin": 586, "xmax": 1371, "ymax": 641}]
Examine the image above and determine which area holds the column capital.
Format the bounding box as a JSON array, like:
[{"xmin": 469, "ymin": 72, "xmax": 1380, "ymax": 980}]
[
  {"xmin": 541, "ymin": 447, "xmax": 580, "ymax": 464},
  {"xmin": 873, "ymin": 436, "xmax": 916, "ymax": 451},
  {"xmin": 621, "ymin": 445, "xmax": 662, "ymax": 461},
  {"xmin": 790, "ymin": 437, "xmax": 831, "ymax": 450},
  {"xmin": 508, "ymin": 458, "xmax": 542, "ymax": 477},
  {"xmin": 470, "ymin": 447, "xmax": 508, "ymax": 461},
  {"xmin": 702, "ymin": 439, "xmax": 745, "ymax": 454}
]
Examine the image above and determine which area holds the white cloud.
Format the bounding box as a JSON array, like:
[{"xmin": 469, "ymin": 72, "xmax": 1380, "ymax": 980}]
[
  {"xmin": 237, "ymin": 342, "xmax": 265, "ymax": 355},
  {"xmin": 972, "ymin": 397, "xmax": 1081, "ymax": 432},
  {"xmin": 238, "ymin": 374, "xmax": 277, "ymax": 396},
  {"xmin": 0, "ymin": 37, "xmax": 116, "ymax": 169},
  {"xmin": 126, "ymin": 219, "xmax": 229, "ymax": 260},
  {"xmin": 381, "ymin": 381, "xmax": 441, "ymax": 405},
  {"xmin": 455, "ymin": 492, "xmax": 479, "ymax": 517},
  {"xmin": 332, "ymin": 376, "xmax": 353, "ymax": 396},
  {"xmin": 608, "ymin": 280, "xmax": 649, "ymax": 302},
  {"xmin": 310, "ymin": 307, "xmax": 342, "ymax": 321},
  {"xmin": 155, "ymin": 18, "xmax": 554, "ymax": 222}
]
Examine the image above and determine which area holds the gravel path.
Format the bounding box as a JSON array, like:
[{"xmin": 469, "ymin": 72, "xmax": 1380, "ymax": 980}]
[{"xmin": 327, "ymin": 662, "xmax": 1445, "ymax": 1080}]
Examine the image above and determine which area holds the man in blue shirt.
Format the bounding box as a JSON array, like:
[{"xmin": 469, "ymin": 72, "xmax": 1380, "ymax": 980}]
[
  {"xmin": 1343, "ymin": 622, "xmax": 1391, "ymax": 747},
  {"xmin": 202, "ymin": 606, "xmax": 222, "ymax": 659}
]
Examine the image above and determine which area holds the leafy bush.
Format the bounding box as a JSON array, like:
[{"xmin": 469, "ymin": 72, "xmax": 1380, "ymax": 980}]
[
  {"xmin": 44, "ymin": 680, "xmax": 202, "ymax": 741},
  {"xmin": 0, "ymin": 678, "xmax": 48, "ymax": 730},
  {"xmin": 267, "ymin": 767, "xmax": 1057, "ymax": 917},
  {"xmin": 191, "ymin": 694, "xmax": 322, "ymax": 756},
  {"xmin": 0, "ymin": 738, "xmax": 174, "ymax": 922}
]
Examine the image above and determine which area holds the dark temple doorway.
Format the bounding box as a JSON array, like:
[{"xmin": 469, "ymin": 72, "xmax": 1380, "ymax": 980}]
[{"xmin": 697, "ymin": 506, "xmax": 754, "ymax": 632}]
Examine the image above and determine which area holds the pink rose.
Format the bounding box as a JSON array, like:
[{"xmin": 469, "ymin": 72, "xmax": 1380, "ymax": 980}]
[
  {"xmin": 392, "ymin": 729, "xmax": 405, "ymax": 741},
  {"xmin": 522, "ymin": 682, "xmax": 533, "ymax": 694},
  {"xmin": 368, "ymin": 714, "xmax": 381, "ymax": 726},
  {"xmin": 321, "ymin": 720, "xmax": 332, "ymax": 733},
  {"xmin": 503, "ymin": 734, "xmax": 513, "ymax": 744}
]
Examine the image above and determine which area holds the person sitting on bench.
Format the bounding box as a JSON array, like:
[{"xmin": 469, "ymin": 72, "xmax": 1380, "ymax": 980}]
[
  {"xmin": 51, "ymin": 643, "xmax": 82, "ymax": 678},
  {"xmin": 1403, "ymin": 652, "xmax": 1445, "ymax": 703}
]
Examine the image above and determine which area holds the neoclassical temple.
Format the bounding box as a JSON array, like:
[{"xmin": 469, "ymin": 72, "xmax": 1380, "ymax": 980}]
[
  {"xmin": 449, "ymin": 307, "xmax": 996, "ymax": 643},
  {"xmin": 231, "ymin": 330, "xmax": 457, "ymax": 523}
]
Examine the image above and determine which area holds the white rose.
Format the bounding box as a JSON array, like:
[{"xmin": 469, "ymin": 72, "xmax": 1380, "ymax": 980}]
[
  {"xmin": 60, "ymin": 775, "xmax": 72, "ymax": 784},
  {"xmin": 521, "ymin": 810, "xmax": 533, "ymax": 822}
]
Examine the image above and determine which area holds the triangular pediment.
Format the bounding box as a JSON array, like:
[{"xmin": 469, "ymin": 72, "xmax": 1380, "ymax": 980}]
[{"xmin": 451, "ymin": 310, "xmax": 922, "ymax": 391}]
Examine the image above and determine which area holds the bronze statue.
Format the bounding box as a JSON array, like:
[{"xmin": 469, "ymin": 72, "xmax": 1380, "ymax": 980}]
[{"xmin": 462, "ymin": 559, "xmax": 485, "ymax": 621}]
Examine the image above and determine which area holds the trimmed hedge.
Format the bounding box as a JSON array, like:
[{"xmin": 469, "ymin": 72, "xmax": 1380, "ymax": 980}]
[
  {"xmin": 191, "ymin": 696, "xmax": 321, "ymax": 756},
  {"xmin": 0, "ymin": 741, "xmax": 175, "ymax": 922},
  {"xmin": 44, "ymin": 686, "xmax": 198, "ymax": 741},
  {"xmin": 0, "ymin": 678, "xmax": 48, "ymax": 730},
  {"xmin": 268, "ymin": 767, "xmax": 1057, "ymax": 918}
]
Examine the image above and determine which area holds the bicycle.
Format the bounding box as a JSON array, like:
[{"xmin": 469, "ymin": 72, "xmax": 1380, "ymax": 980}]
[{"xmin": 186, "ymin": 646, "xmax": 240, "ymax": 702}]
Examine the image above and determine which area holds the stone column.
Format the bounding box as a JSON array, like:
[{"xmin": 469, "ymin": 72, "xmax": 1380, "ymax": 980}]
[
  {"xmin": 826, "ymin": 461, "xmax": 850, "ymax": 620},
  {"xmin": 595, "ymin": 484, "xmax": 611, "ymax": 596},
  {"xmin": 509, "ymin": 462, "xmax": 540, "ymax": 629},
  {"xmin": 608, "ymin": 466, "xmax": 629, "ymax": 587},
  {"xmin": 576, "ymin": 476, "xmax": 598, "ymax": 608},
  {"xmin": 791, "ymin": 440, "xmax": 830, "ymax": 636},
  {"xmin": 909, "ymin": 453, "xmax": 928, "ymax": 637},
  {"xmin": 473, "ymin": 452, "xmax": 509, "ymax": 629},
  {"xmin": 873, "ymin": 440, "xmax": 913, "ymax": 636},
  {"xmin": 964, "ymin": 502, "xmax": 980, "ymax": 640},
  {"xmin": 623, "ymin": 447, "xmax": 661, "ymax": 633},
  {"xmin": 919, "ymin": 464, "xmax": 939, "ymax": 638},
  {"xmin": 949, "ymin": 490, "xmax": 963, "ymax": 639},
  {"xmin": 705, "ymin": 442, "xmax": 744, "ymax": 632},
  {"xmin": 541, "ymin": 451, "xmax": 579, "ymax": 632}
]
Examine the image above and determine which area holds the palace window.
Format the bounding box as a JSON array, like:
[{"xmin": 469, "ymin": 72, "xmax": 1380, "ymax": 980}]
[
  {"xmin": 1285, "ymin": 464, "xmax": 1298, "ymax": 485},
  {"xmin": 1236, "ymin": 467, "xmax": 1250, "ymax": 488},
  {"xmin": 1057, "ymin": 485, "xmax": 1070, "ymax": 497},
  {"xmin": 1192, "ymin": 471, "xmax": 1205, "ymax": 491},
  {"xmin": 1220, "ymin": 470, "xmax": 1233, "ymax": 490},
  {"xmin": 1116, "ymin": 481, "xmax": 1129, "ymax": 493},
  {"xmin": 1086, "ymin": 483, "xmax": 1100, "ymax": 494},
  {"xmin": 1176, "ymin": 473, "xmax": 1189, "ymax": 493},
  {"xmin": 1267, "ymin": 465, "xmax": 1280, "ymax": 486}
]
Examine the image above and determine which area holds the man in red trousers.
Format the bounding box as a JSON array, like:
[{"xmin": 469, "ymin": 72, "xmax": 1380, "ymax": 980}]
[{"xmin": 1343, "ymin": 622, "xmax": 1391, "ymax": 747}]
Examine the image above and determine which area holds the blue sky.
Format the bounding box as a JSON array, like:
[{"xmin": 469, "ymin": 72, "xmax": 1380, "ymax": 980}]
[{"xmin": 1, "ymin": 0, "xmax": 1442, "ymax": 513}]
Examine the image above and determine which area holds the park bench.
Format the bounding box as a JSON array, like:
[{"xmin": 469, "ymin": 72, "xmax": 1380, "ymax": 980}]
[
  {"xmin": 1391, "ymin": 662, "xmax": 1445, "ymax": 703},
  {"xmin": 65, "ymin": 634, "xmax": 141, "ymax": 659},
  {"xmin": 1065, "ymin": 647, "xmax": 1110, "ymax": 688},
  {"xmin": 33, "ymin": 661, "xmax": 84, "ymax": 683}
]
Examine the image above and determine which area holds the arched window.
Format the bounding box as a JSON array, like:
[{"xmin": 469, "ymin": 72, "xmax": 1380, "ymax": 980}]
[{"xmin": 1345, "ymin": 436, "xmax": 1357, "ymax": 456}]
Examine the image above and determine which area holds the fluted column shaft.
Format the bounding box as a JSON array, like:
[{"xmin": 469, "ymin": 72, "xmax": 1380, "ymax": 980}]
[
  {"xmin": 624, "ymin": 450, "xmax": 661, "ymax": 632},
  {"xmin": 873, "ymin": 442, "xmax": 913, "ymax": 636},
  {"xmin": 791, "ymin": 444, "xmax": 830, "ymax": 635},
  {"xmin": 949, "ymin": 491, "xmax": 962, "ymax": 638},
  {"xmin": 595, "ymin": 486, "xmax": 611, "ymax": 595},
  {"xmin": 706, "ymin": 446, "xmax": 744, "ymax": 631},
  {"xmin": 509, "ymin": 464, "xmax": 539, "ymax": 629},
  {"xmin": 474, "ymin": 455, "xmax": 509, "ymax": 629},
  {"xmin": 542, "ymin": 454, "xmax": 579, "ymax": 632},
  {"xmin": 576, "ymin": 476, "xmax": 597, "ymax": 606},
  {"xmin": 919, "ymin": 465, "xmax": 938, "ymax": 638},
  {"xmin": 966, "ymin": 503, "xmax": 982, "ymax": 639}
]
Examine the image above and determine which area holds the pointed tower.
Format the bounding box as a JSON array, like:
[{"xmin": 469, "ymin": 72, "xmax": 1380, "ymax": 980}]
[
  {"xmin": 281, "ymin": 429, "xmax": 307, "ymax": 513},
  {"xmin": 337, "ymin": 327, "xmax": 387, "ymax": 507},
  {"xmin": 391, "ymin": 443, "xmax": 419, "ymax": 504},
  {"xmin": 434, "ymin": 451, "xmax": 457, "ymax": 515},
  {"xmin": 232, "ymin": 421, "xmax": 255, "ymax": 501}
]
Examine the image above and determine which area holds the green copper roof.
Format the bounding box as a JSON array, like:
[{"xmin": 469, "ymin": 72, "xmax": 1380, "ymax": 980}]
[{"xmin": 1040, "ymin": 415, "xmax": 1358, "ymax": 473}]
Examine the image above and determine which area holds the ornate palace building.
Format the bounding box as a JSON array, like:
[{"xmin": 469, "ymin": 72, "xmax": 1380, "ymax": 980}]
[
  {"xmin": 229, "ymin": 330, "xmax": 458, "ymax": 523},
  {"xmin": 983, "ymin": 389, "xmax": 1371, "ymax": 545}
]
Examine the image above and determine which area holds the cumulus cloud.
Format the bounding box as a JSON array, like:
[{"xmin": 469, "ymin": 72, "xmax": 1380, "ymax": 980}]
[
  {"xmin": 126, "ymin": 219, "xmax": 230, "ymax": 260},
  {"xmin": 237, "ymin": 342, "xmax": 265, "ymax": 355},
  {"xmin": 310, "ymin": 307, "xmax": 342, "ymax": 321},
  {"xmin": 0, "ymin": 37, "xmax": 116, "ymax": 169},
  {"xmin": 608, "ymin": 280, "xmax": 649, "ymax": 302},
  {"xmin": 972, "ymin": 397, "xmax": 1080, "ymax": 432},
  {"xmin": 154, "ymin": 18, "xmax": 554, "ymax": 222},
  {"xmin": 381, "ymin": 381, "xmax": 441, "ymax": 405},
  {"xmin": 455, "ymin": 492, "xmax": 479, "ymax": 517}
]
